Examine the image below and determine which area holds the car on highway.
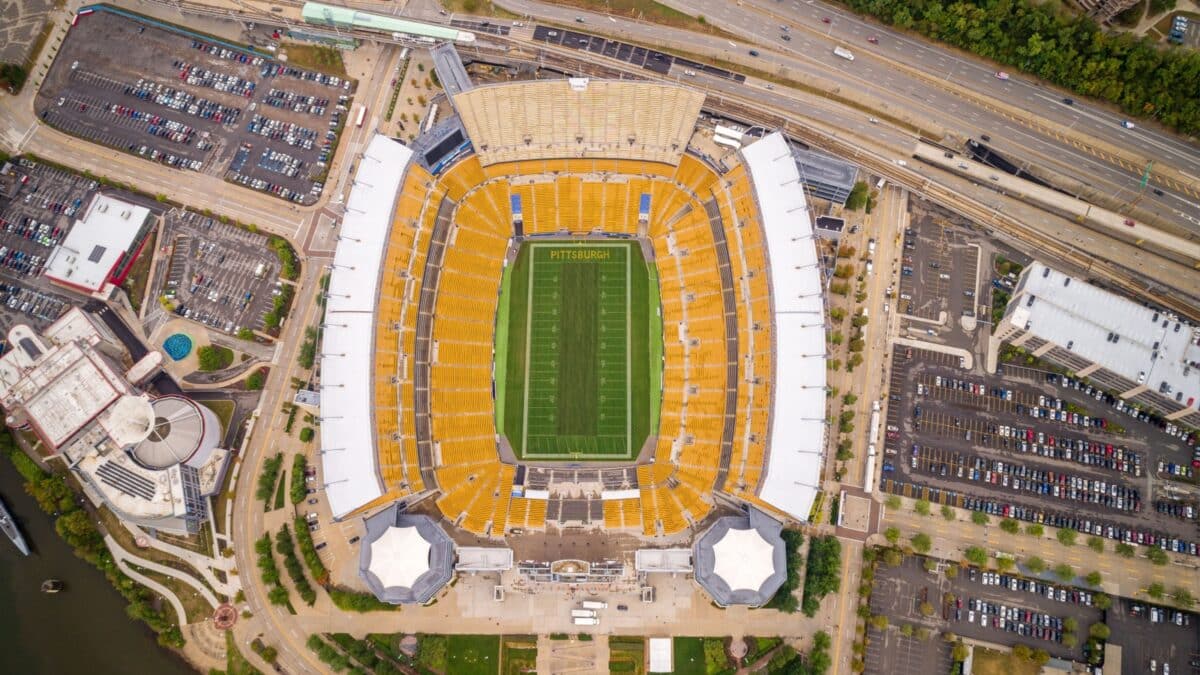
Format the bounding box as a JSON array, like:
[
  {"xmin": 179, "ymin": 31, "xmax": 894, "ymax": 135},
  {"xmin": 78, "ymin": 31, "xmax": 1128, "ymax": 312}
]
[
  {"xmin": 822, "ymin": 17, "xmax": 831, "ymax": 23},
  {"xmin": 1062, "ymin": 97, "xmax": 1074, "ymax": 105},
  {"xmin": 994, "ymin": 71, "xmax": 1010, "ymax": 80},
  {"xmin": 781, "ymin": 34, "xmax": 791, "ymax": 41},
  {"xmin": 1120, "ymin": 120, "xmax": 1135, "ymax": 129},
  {"xmin": 749, "ymin": 49, "xmax": 760, "ymax": 56},
  {"xmin": 867, "ymin": 36, "xmax": 879, "ymax": 44}
]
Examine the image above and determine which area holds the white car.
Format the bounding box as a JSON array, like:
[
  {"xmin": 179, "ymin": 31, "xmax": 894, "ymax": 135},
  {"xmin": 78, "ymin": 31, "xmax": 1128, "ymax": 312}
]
[{"xmin": 1121, "ymin": 120, "xmax": 1135, "ymax": 129}]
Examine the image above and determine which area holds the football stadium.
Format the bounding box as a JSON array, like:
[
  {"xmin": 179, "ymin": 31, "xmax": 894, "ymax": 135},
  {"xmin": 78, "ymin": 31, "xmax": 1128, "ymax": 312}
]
[{"xmin": 319, "ymin": 76, "xmax": 826, "ymax": 544}]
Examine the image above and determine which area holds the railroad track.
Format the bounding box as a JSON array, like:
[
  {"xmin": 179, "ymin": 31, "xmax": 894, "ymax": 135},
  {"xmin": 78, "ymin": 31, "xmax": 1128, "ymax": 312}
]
[{"xmin": 100, "ymin": 0, "xmax": 1200, "ymax": 321}]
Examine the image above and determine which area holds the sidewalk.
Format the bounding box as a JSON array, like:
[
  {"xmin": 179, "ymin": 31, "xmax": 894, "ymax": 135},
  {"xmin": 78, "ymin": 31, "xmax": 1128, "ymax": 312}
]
[
  {"xmin": 107, "ymin": 533, "xmax": 221, "ymax": 609},
  {"xmin": 124, "ymin": 521, "xmax": 240, "ymax": 598},
  {"xmin": 881, "ymin": 496, "xmax": 1200, "ymax": 599}
]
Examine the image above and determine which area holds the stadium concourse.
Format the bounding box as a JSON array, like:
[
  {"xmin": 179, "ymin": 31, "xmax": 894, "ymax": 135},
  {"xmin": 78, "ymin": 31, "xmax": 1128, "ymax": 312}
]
[{"xmin": 318, "ymin": 78, "xmax": 826, "ymax": 544}]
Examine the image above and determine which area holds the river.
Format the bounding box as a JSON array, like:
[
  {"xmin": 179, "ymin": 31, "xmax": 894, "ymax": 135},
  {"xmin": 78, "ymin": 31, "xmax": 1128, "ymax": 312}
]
[{"xmin": 0, "ymin": 463, "xmax": 196, "ymax": 674}]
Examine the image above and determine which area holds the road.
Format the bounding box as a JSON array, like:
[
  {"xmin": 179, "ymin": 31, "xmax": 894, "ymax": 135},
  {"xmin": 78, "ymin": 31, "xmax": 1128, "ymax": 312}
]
[{"xmin": 485, "ymin": 0, "xmax": 1200, "ymax": 236}]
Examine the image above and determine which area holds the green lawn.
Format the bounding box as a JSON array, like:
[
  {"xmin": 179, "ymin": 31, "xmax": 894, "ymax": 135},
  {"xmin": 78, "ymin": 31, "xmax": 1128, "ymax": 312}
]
[
  {"xmin": 498, "ymin": 241, "xmax": 660, "ymax": 461},
  {"xmin": 673, "ymin": 637, "xmax": 705, "ymax": 675},
  {"xmin": 446, "ymin": 635, "xmax": 501, "ymax": 675}
]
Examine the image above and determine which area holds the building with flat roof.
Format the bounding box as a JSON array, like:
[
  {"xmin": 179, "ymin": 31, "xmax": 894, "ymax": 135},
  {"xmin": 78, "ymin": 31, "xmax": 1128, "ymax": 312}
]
[
  {"xmin": 993, "ymin": 262, "xmax": 1200, "ymax": 428},
  {"xmin": 692, "ymin": 508, "xmax": 786, "ymax": 607},
  {"xmin": 0, "ymin": 307, "xmax": 227, "ymax": 534},
  {"xmin": 791, "ymin": 146, "xmax": 858, "ymax": 204},
  {"xmin": 43, "ymin": 193, "xmax": 153, "ymax": 294}
]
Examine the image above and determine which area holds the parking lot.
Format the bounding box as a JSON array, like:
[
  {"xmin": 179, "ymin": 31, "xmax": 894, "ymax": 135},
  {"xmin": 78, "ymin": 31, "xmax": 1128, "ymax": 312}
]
[
  {"xmin": 36, "ymin": 7, "xmax": 351, "ymax": 204},
  {"xmin": 881, "ymin": 343, "xmax": 1200, "ymax": 556},
  {"xmin": 1110, "ymin": 597, "xmax": 1200, "ymax": 674},
  {"xmin": 155, "ymin": 209, "xmax": 285, "ymax": 337},
  {"xmin": 0, "ymin": 158, "xmax": 107, "ymax": 333},
  {"xmin": 896, "ymin": 208, "xmax": 983, "ymax": 323}
]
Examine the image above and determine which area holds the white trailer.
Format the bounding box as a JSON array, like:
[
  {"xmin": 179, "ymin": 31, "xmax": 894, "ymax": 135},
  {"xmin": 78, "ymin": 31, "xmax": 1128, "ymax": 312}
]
[
  {"xmin": 581, "ymin": 600, "xmax": 608, "ymax": 610},
  {"xmin": 833, "ymin": 46, "xmax": 855, "ymax": 61},
  {"xmin": 572, "ymin": 617, "xmax": 600, "ymax": 626},
  {"xmin": 571, "ymin": 609, "xmax": 598, "ymax": 618}
]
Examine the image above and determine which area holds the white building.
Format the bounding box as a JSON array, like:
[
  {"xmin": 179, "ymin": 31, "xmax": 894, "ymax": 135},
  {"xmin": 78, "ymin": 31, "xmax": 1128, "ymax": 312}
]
[
  {"xmin": 43, "ymin": 193, "xmax": 153, "ymax": 294},
  {"xmin": 0, "ymin": 308, "xmax": 227, "ymax": 534},
  {"xmin": 993, "ymin": 262, "xmax": 1200, "ymax": 428}
]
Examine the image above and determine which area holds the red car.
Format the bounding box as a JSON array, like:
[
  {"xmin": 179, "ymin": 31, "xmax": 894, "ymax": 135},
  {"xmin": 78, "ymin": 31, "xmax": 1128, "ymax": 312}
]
[
  {"xmin": 822, "ymin": 17, "xmax": 831, "ymax": 23},
  {"xmin": 867, "ymin": 36, "xmax": 879, "ymax": 44}
]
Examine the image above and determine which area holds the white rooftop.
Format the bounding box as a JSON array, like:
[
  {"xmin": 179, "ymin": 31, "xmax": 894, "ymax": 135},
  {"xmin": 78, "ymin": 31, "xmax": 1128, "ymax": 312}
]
[
  {"xmin": 320, "ymin": 134, "xmax": 415, "ymax": 519},
  {"xmin": 648, "ymin": 638, "xmax": 673, "ymax": 673},
  {"xmin": 44, "ymin": 193, "xmax": 150, "ymax": 292},
  {"xmin": 712, "ymin": 526, "xmax": 776, "ymax": 592},
  {"xmin": 367, "ymin": 525, "xmax": 432, "ymax": 589},
  {"xmin": 741, "ymin": 132, "xmax": 825, "ymax": 522},
  {"xmin": 21, "ymin": 348, "xmax": 125, "ymax": 447},
  {"xmin": 1010, "ymin": 262, "xmax": 1200, "ymax": 409},
  {"xmin": 634, "ymin": 548, "xmax": 694, "ymax": 573},
  {"xmin": 455, "ymin": 546, "xmax": 514, "ymax": 571}
]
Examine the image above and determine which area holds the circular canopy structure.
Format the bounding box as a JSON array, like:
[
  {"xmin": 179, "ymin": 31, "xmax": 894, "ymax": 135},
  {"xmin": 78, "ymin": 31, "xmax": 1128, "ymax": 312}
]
[
  {"xmin": 693, "ymin": 509, "xmax": 787, "ymax": 607},
  {"xmin": 358, "ymin": 505, "xmax": 454, "ymax": 604},
  {"xmin": 367, "ymin": 526, "xmax": 432, "ymax": 589},
  {"xmin": 129, "ymin": 396, "xmax": 220, "ymax": 469},
  {"xmin": 711, "ymin": 526, "xmax": 777, "ymax": 592}
]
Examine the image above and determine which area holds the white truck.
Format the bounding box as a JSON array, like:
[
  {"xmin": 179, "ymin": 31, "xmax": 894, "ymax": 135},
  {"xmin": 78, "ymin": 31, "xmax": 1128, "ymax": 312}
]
[
  {"xmin": 571, "ymin": 609, "xmax": 598, "ymax": 618},
  {"xmin": 581, "ymin": 600, "xmax": 608, "ymax": 610},
  {"xmin": 833, "ymin": 46, "xmax": 854, "ymax": 61},
  {"xmin": 572, "ymin": 617, "xmax": 600, "ymax": 626}
]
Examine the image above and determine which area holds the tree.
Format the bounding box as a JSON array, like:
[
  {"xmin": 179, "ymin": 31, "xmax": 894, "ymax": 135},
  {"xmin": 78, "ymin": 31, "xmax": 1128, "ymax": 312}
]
[
  {"xmin": 943, "ymin": 564, "xmax": 958, "ymax": 579},
  {"xmin": 918, "ymin": 601, "xmax": 935, "ymax": 617},
  {"xmin": 1056, "ymin": 528, "xmax": 1077, "ymax": 546},
  {"xmin": 911, "ymin": 533, "xmax": 932, "ymax": 554},
  {"xmin": 1147, "ymin": 547, "xmax": 1169, "ymax": 565},
  {"xmin": 245, "ymin": 367, "xmax": 267, "ymax": 391},
  {"xmin": 882, "ymin": 547, "xmax": 904, "ymax": 567},
  {"xmin": 1053, "ymin": 563, "xmax": 1075, "ymax": 582},
  {"xmin": 951, "ymin": 643, "xmax": 969, "ymax": 662},
  {"xmin": 1031, "ymin": 649, "xmax": 1050, "ymax": 666},
  {"xmin": 869, "ymin": 614, "xmax": 889, "ymax": 630},
  {"xmin": 1115, "ymin": 542, "xmax": 1135, "ymax": 558},
  {"xmin": 971, "ymin": 511, "xmax": 989, "ymax": 526},
  {"xmin": 237, "ymin": 327, "xmax": 255, "ymax": 341},
  {"xmin": 196, "ymin": 345, "xmax": 233, "ymax": 371},
  {"xmin": 1025, "ymin": 523, "xmax": 1044, "ymax": 537},
  {"xmin": 1171, "ymin": 587, "xmax": 1196, "ymax": 609},
  {"xmin": 964, "ymin": 546, "xmax": 988, "ymax": 566},
  {"xmin": 1093, "ymin": 593, "xmax": 1112, "ymax": 610},
  {"xmin": 846, "ymin": 181, "xmax": 870, "ymax": 210},
  {"xmin": 800, "ymin": 536, "xmax": 842, "ymax": 617},
  {"xmin": 941, "ymin": 505, "xmax": 955, "ymax": 521},
  {"xmin": 923, "ymin": 558, "xmax": 937, "ymax": 572},
  {"xmin": 913, "ymin": 499, "xmax": 931, "ymax": 516},
  {"xmin": 1147, "ymin": 582, "xmax": 1166, "ymax": 599},
  {"xmin": 1087, "ymin": 536, "xmax": 1105, "ymax": 553},
  {"xmin": 1061, "ymin": 633, "xmax": 1078, "ymax": 648},
  {"xmin": 1088, "ymin": 623, "xmax": 1110, "ymax": 641},
  {"xmin": 1063, "ymin": 617, "xmax": 1078, "ymax": 633},
  {"xmin": 995, "ymin": 556, "xmax": 1015, "ymax": 572},
  {"xmin": 900, "ymin": 623, "xmax": 914, "ymax": 637},
  {"xmin": 1084, "ymin": 571, "xmax": 1103, "ymax": 587},
  {"xmin": 1012, "ymin": 644, "xmax": 1033, "ymax": 661},
  {"xmin": 1000, "ymin": 518, "xmax": 1020, "ymax": 534},
  {"xmin": 885, "ymin": 495, "xmax": 901, "ymax": 510},
  {"xmin": 1025, "ymin": 556, "xmax": 1046, "ymax": 574},
  {"xmin": 884, "ymin": 526, "xmax": 900, "ymax": 545}
]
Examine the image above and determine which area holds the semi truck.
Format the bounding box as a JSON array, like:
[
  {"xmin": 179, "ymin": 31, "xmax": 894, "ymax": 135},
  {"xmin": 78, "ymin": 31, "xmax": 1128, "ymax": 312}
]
[
  {"xmin": 572, "ymin": 617, "xmax": 600, "ymax": 626},
  {"xmin": 571, "ymin": 609, "xmax": 598, "ymax": 618},
  {"xmin": 833, "ymin": 46, "xmax": 854, "ymax": 61},
  {"xmin": 581, "ymin": 600, "xmax": 608, "ymax": 610}
]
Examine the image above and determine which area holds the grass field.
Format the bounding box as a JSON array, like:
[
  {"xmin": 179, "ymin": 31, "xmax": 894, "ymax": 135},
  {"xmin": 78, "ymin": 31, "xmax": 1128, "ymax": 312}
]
[
  {"xmin": 672, "ymin": 637, "xmax": 705, "ymax": 674},
  {"xmin": 497, "ymin": 240, "xmax": 660, "ymax": 461},
  {"xmin": 446, "ymin": 635, "xmax": 501, "ymax": 675}
]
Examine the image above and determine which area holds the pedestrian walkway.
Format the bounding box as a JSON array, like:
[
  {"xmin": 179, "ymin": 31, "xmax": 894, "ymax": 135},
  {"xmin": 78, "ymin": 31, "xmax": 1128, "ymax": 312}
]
[
  {"xmin": 124, "ymin": 521, "xmax": 240, "ymax": 598},
  {"xmin": 106, "ymin": 534, "xmax": 188, "ymax": 624},
  {"xmin": 107, "ymin": 532, "xmax": 220, "ymax": 610}
]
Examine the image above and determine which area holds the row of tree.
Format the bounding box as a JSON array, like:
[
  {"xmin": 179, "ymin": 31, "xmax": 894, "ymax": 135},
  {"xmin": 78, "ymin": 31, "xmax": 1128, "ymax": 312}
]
[
  {"xmin": 801, "ymin": 535, "xmax": 843, "ymax": 617},
  {"xmin": 839, "ymin": 0, "xmax": 1200, "ymax": 135}
]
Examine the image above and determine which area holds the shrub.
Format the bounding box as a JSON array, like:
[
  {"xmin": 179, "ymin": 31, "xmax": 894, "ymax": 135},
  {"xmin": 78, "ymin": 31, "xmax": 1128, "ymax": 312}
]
[
  {"xmin": 999, "ymin": 518, "xmax": 1020, "ymax": 534},
  {"xmin": 289, "ymin": 454, "xmax": 308, "ymax": 505},
  {"xmin": 197, "ymin": 345, "xmax": 234, "ymax": 371},
  {"xmin": 910, "ymin": 533, "xmax": 931, "ymax": 554},
  {"xmin": 245, "ymin": 367, "xmax": 267, "ymax": 391},
  {"xmin": 964, "ymin": 547, "xmax": 988, "ymax": 566},
  {"xmin": 800, "ymin": 536, "xmax": 841, "ymax": 617},
  {"xmin": 299, "ymin": 427, "xmax": 315, "ymax": 443},
  {"xmin": 764, "ymin": 530, "xmax": 803, "ymax": 612},
  {"xmin": 1056, "ymin": 528, "xmax": 1077, "ymax": 546},
  {"xmin": 294, "ymin": 516, "xmax": 329, "ymax": 585}
]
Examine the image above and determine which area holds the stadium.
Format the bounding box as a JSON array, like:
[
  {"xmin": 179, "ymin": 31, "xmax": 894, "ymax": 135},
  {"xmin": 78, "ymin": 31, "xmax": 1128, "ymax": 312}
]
[{"xmin": 319, "ymin": 76, "xmax": 826, "ymax": 545}]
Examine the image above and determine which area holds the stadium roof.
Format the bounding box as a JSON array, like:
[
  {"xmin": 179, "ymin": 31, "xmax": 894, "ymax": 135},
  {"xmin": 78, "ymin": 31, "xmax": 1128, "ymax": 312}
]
[
  {"xmin": 1008, "ymin": 262, "xmax": 1200, "ymax": 409},
  {"xmin": 302, "ymin": 2, "xmax": 474, "ymax": 42},
  {"xmin": 741, "ymin": 132, "xmax": 825, "ymax": 523},
  {"xmin": 44, "ymin": 194, "xmax": 151, "ymax": 292},
  {"xmin": 358, "ymin": 506, "xmax": 455, "ymax": 604},
  {"xmin": 320, "ymin": 134, "xmax": 414, "ymax": 519},
  {"xmin": 693, "ymin": 510, "xmax": 786, "ymax": 607}
]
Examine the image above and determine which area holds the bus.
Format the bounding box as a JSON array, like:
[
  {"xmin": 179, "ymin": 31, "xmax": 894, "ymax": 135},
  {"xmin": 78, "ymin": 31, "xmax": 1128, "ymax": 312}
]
[{"xmin": 354, "ymin": 104, "xmax": 367, "ymax": 128}]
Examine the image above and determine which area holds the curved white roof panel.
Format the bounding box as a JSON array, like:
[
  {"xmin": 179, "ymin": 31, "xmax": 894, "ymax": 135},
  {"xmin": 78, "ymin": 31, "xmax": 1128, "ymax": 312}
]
[
  {"xmin": 741, "ymin": 132, "xmax": 826, "ymax": 523},
  {"xmin": 321, "ymin": 134, "xmax": 414, "ymax": 519}
]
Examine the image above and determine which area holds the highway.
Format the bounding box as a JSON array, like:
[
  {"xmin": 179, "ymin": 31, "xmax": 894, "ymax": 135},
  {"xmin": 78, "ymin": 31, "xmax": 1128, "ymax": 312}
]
[{"xmin": 485, "ymin": 0, "xmax": 1200, "ymax": 236}]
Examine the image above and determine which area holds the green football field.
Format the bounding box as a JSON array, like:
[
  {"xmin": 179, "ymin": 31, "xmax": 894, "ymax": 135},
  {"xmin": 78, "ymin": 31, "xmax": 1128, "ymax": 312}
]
[{"xmin": 496, "ymin": 240, "xmax": 660, "ymax": 461}]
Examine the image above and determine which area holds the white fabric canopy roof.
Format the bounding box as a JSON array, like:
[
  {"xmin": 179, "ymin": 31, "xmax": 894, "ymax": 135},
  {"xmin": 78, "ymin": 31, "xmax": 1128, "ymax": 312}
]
[
  {"xmin": 368, "ymin": 526, "xmax": 432, "ymax": 589},
  {"xmin": 711, "ymin": 527, "xmax": 776, "ymax": 591},
  {"xmin": 741, "ymin": 132, "xmax": 826, "ymax": 523},
  {"xmin": 320, "ymin": 135, "xmax": 414, "ymax": 518}
]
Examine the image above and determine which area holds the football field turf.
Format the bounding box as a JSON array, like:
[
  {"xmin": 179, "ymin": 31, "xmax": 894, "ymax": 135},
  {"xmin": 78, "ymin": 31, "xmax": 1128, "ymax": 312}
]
[{"xmin": 497, "ymin": 240, "xmax": 658, "ymax": 461}]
